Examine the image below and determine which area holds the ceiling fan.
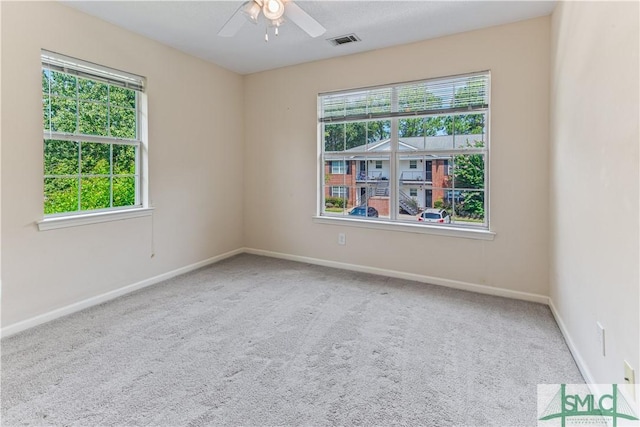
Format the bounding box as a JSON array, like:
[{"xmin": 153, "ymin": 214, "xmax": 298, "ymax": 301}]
[{"xmin": 218, "ymin": 0, "xmax": 326, "ymax": 41}]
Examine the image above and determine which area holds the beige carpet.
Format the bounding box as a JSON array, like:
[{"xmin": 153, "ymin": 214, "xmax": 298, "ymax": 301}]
[{"xmin": 1, "ymin": 254, "xmax": 583, "ymax": 426}]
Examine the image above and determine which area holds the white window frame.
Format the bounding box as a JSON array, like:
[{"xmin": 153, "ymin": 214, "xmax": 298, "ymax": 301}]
[
  {"xmin": 38, "ymin": 50, "xmax": 151, "ymax": 231},
  {"xmin": 316, "ymin": 71, "xmax": 493, "ymax": 240},
  {"xmin": 330, "ymin": 186, "xmax": 348, "ymax": 199},
  {"xmin": 330, "ymin": 160, "xmax": 346, "ymax": 174}
]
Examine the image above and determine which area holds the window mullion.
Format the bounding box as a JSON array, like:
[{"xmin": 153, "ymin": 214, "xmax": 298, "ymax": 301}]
[
  {"xmin": 75, "ymin": 75, "xmax": 79, "ymax": 135},
  {"xmin": 78, "ymin": 141, "xmax": 82, "ymax": 212},
  {"xmin": 110, "ymin": 144, "xmax": 114, "ymax": 208},
  {"xmin": 43, "ymin": 132, "xmax": 140, "ymax": 145},
  {"xmin": 390, "ymin": 87, "xmax": 399, "ymax": 221}
]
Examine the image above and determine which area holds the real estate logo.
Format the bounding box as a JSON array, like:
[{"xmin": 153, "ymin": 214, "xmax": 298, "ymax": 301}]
[{"xmin": 538, "ymin": 384, "xmax": 639, "ymax": 427}]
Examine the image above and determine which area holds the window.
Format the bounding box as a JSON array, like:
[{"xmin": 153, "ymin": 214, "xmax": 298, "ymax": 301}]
[
  {"xmin": 319, "ymin": 71, "xmax": 489, "ymax": 229},
  {"xmin": 331, "ymin": 160, "xmax": 346, "ymax": 174},
  {"xmin": 330, "ymin": 186, "xmax": 348, "ymax": 199},
  {"xmin": 42, "ymin": 50, "xmax": 145, "ymax": 216}
]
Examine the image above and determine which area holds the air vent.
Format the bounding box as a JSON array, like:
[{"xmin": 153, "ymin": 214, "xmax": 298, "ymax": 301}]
[{"xmin": 328, "ymin": 34, "xmax": 361, "ymax": 46}]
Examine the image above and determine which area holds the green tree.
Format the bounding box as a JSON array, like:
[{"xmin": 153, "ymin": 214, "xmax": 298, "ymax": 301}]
[
  {"xmin": 42, "ymin": 69, "xmax": 138, "ymax": 214},
  {"xmin": 443, "ymin": 77, "xmax": 487, "ymax": 135},
  {"xmin": 452, "ymin": 141, "xmax": 485, "ymax": 218},
  {"xmin": 324, "ymin": 120, "xmax": 390, "ymax": 151},
  {"xmin": 398, "ymin": 87, "xmax": 444, "ymax": 137}
]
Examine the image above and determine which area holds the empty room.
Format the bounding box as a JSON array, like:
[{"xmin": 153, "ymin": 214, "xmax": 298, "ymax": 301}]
[{"xmin": 1, "ymin": 0, "xmax": 638, "ymax": 425}]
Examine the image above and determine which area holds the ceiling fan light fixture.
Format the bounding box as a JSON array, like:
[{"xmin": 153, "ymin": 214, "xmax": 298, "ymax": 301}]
[
  {"xmin": 263, "ymin": 0, "xmax": 285, "ymax": 20},
  {"xmin": 242, "ymin": 1, "xmax": 261, "ymax": 24}
]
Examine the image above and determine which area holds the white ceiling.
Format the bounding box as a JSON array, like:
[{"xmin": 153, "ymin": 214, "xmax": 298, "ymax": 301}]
[{"xmin": 63, "ymin": 1, "xmax": 556, "ymax": 75}]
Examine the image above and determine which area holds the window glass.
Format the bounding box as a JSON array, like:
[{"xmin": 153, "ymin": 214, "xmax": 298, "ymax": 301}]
[
  {"xmin": 42, "ymin": 52, "xmax": 143, "ymax": 216},
  {"xmin": 319, "ymin": 72, "xmax": 489, "ymax": 229}
]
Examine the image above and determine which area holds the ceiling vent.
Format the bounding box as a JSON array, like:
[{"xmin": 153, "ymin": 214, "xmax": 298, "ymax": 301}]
[{"xmin": 328, "ymin": 34, "xmax": 361, "ymax": 46}]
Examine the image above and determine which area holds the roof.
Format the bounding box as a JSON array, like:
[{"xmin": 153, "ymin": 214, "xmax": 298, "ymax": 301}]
[{"xmin": 344, "ymin": 134, "xmax": 484, "ymax": 153}]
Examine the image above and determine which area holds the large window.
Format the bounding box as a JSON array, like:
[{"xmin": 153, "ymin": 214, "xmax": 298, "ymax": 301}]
[
  {"xmin": 318, "ymin": 71, "xmax": 489, "ymax": 229},
  {"xmin": 42, "ymin": 51, "xmax": 145, "ymax": 216}
]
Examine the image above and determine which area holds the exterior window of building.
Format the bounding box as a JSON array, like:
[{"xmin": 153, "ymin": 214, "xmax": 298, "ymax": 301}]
[
  {"xmin": 319, "ymin": 71, "xmax": 489, "ymax": 228},
  {"xmin": 330, "ymin": 186, "xmax": 348, "ymax": 199},
  {"xmin": 331, "ymin": 160, "xmax": 346, "ymax": 174},
  {"xmin": 42, "ymin": 50, "xmax": 146, "ymax": 216}
]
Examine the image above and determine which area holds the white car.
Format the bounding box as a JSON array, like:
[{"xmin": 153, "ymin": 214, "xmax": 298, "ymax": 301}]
[{"xmin": 417, "ymin": 208, "xmax": 451, "ymax": 223}]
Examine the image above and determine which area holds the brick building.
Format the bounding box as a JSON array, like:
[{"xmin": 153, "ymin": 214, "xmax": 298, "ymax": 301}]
[{"xmin": 324, "ymin": 135, "xmax": 483, "ymax": 216}]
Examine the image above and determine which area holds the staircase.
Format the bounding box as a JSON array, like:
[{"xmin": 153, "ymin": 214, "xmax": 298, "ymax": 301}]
[
  {"xmin": 375, "ymin": 181, "xmax": 389, "ymax": 196},
  {"xmin": 399, "ymin": 190, "xmax": 419, "ymax": 215}
]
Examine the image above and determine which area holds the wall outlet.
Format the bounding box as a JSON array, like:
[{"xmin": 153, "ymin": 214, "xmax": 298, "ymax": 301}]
[
  {"xmin": 596, "ymin": 322, "xmax": 605, "ymax": 357},
  {"xmin": 338, "ymin": 233, "xmax": 346, "ymax": 245}
]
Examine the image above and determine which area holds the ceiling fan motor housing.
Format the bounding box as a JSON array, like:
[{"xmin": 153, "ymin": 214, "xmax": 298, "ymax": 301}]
[{"xmin": 263, "ymin": 0, "xmax": 285, "ymax": 20}]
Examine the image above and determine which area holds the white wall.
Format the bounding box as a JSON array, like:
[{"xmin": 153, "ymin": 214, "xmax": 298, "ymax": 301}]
[
  {"xmin": 550, "ymin": 1, "xmax": 639, "ymax": 389},
  {"xmin": 0, "ymin": 2, "xmax": 244, "ymax": 327},
  {"xmin": 244, "ymin": 17, "xmax": 551, "ymax": 296}
]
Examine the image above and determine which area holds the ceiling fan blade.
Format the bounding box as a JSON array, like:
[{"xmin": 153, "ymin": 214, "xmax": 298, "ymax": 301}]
[
  {"xmin": 218, "ymin": 3, "xmax": 249, "ymax": 37},
  {"xmin": 284, "ymin": 2, "xmax": 326, "ymax": 38}
]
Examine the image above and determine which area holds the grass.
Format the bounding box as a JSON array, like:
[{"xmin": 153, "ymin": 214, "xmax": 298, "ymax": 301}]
[
  {"xmin": 325, "ymin": 207, "xmax": 346, "ymax": 213},
  {"xmin": 455, "ymin": 216, "xmax": 484, "ymax": 223}
]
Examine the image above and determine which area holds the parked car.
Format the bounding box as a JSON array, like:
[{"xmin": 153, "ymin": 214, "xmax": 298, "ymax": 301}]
[
  {"xmin": 349, "ymin": 206, "xmax": 379, "ymax": 218},
  {"xmin": 417, "ymin": 208, "xmax": 451, "ymax": 223}
]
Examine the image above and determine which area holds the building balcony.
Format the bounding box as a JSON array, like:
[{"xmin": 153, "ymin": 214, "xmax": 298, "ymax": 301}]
[
  {"xmin": 400, "ymin": 170, "xmax": 432, "ymax": 183},
  {"xmin": 356, "ymin": 171, "xmax": 388, "ymax": 182}
]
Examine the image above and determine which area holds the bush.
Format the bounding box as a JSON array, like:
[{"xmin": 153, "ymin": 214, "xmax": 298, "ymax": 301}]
[{"xmin": 325, "ymin": 196, "xmax": 346, "ymax": 208}]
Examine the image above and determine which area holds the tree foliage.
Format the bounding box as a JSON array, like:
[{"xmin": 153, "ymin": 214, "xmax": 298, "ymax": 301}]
[
  {"xmin": 42, "ymin": 69, "xmax": 138, "ymax": 214},
  {"xmin": 452, "ymin": 141, "xmax": 485, "ymax": 218},
  {"xmin": 324, "ymin": 120, "xmax": 391, "ymax": 152}
]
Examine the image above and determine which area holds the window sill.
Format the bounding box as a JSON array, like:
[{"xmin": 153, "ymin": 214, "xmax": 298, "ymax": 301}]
[
  {"xmin": 312, "ymin": 215, "xmax": 495, "ymax": 241},
  {"xmin": 37, "ymin": 207, "xmax": 154, "ymax": 231}
]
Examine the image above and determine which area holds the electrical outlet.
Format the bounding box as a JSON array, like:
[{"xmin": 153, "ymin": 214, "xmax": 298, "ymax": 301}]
[
  {"xmin": 338, "ymin": 233, "xmax": 346, "ymax": 245},
  {"xmin": 624, "ymin": 360, "xmax": 636, "ymax": 400},
  {"xmin": 596, "ymin": 322, "xmax": 605, "ymax": 357}
]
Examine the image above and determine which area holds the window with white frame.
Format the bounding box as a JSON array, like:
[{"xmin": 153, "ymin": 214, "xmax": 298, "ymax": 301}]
[
  {"xmin": 330, "ymin": 186, "xmax": 348, "ymax": 199},
  {"xmin": 330, "ymin": 160, "xmax": 346, "ymax": 174},
  {"xmin": 319, "ymin": 71, "xmax": 489, "ymax": 228},
  {"xmin": 42, "ymin": 50, "xmax": 145, "ymax": 216}
]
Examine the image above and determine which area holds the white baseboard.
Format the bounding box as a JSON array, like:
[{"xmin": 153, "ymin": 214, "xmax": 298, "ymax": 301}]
[
  {"xmin": 1, "ymin": 248, "xmax": 243, "ymax": 338},
  {"xmin": 3, "ymin": 246, "xmax": 602, "ymax": 404},
  {"xmin": 548, "ymin": 298, "xmax": 596, "ymax": 385},
  {"xmin": 244, "ymin": 247, "xmax": 550, "ymax": 305},
  {"xmin": 249, "ymin": 248, "xmax": 607, "ymax": 389},
  {"xmin": 0, "ymin": 247, "xmax": 552, "ymax": 338}
]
